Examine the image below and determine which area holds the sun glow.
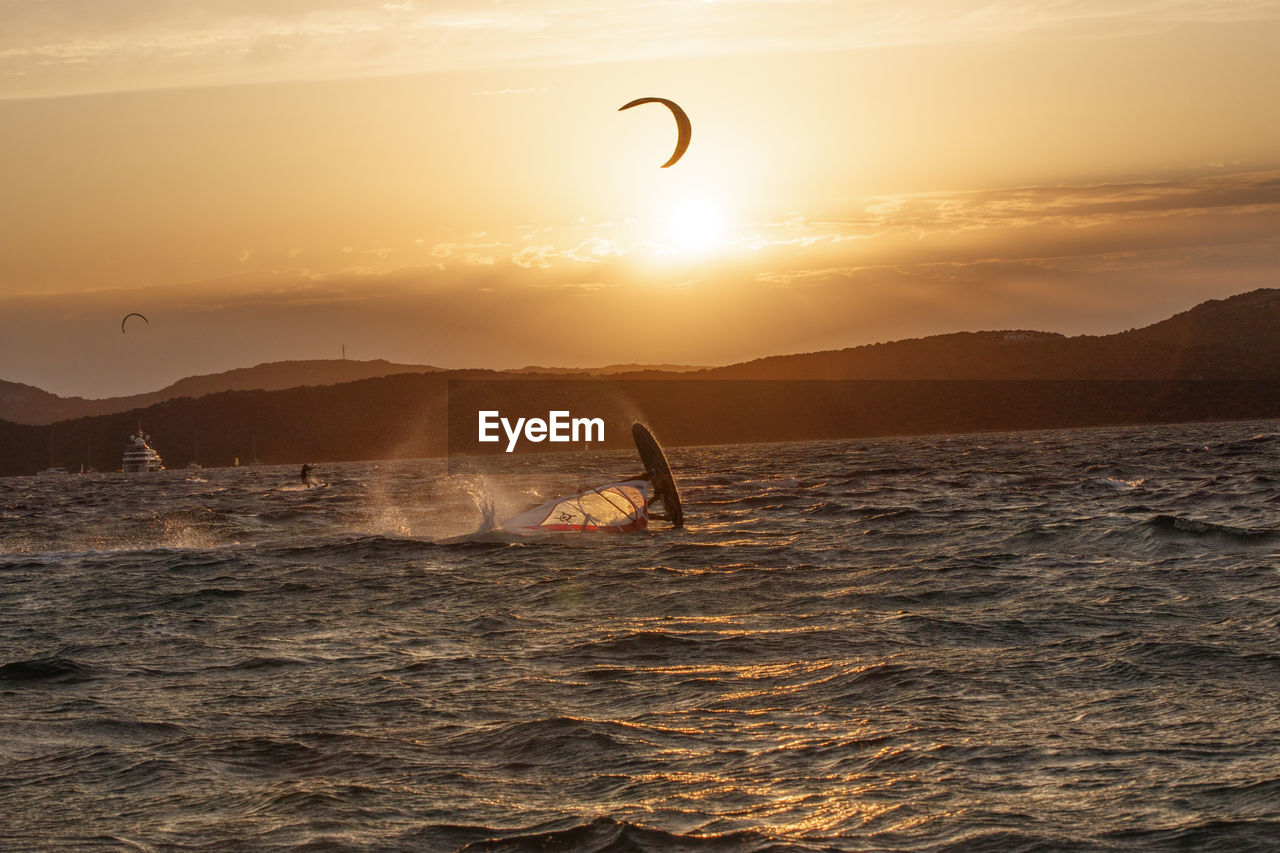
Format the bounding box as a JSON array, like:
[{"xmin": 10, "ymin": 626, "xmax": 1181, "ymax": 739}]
[{"xmin": 668, "ymin": 197, "xmax": 726, "ymax": 252}]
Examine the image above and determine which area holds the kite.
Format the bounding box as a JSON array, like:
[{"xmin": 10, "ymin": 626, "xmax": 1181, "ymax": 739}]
[
  {"xmin": 121, "ymin": 313, "xmax": 149, "ymax": 334},
  {"xmin": 618, "ymin": 97, "xmax": 691, "ymax": 168}
]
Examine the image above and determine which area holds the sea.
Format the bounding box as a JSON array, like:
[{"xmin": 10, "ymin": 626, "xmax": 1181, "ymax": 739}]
[{"xmin": 2, "ymin": 420, "xmax": 1279, "ymax": 852}]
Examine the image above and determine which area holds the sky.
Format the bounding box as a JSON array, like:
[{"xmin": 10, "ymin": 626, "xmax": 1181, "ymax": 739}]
[{"xmin": 2, "ymin": 0, "xmax": 1280, "ymax": 398}]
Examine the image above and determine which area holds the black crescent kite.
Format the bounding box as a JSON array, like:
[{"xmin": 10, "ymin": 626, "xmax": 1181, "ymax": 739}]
[
  {"xmin": 618, "ymin": 97, "xmax": 691, "ymax": 168},
  {"xmin": 121, "ymin": 312, "xmax": 149, "ymax": 334}
]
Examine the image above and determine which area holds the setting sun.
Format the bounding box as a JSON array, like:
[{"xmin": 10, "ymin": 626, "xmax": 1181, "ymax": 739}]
[{"xmin": 668, "ymin": 197, "xmax": 726, "ymax": 252}]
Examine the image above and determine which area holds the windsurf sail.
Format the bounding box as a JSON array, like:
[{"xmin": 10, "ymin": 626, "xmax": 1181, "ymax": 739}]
[{"xmin": 498, "ymin": 481, "xmax": 651, "ymax": 534}]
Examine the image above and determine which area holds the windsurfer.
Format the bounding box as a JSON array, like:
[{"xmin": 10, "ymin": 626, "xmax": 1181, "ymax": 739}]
[
  {"xmin": 617, "ymin": 470, "xmax": 671, "ymax": 520},
  {"xmin": 470, "ymin": 423, "xmax": 682, "ymax": 537},
  {"xmin": 648, "ymin": 475, "xmax": 673, "ymax": 521}
]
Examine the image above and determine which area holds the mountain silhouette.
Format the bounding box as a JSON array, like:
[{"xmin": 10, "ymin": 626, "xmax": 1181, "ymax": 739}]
[
  {"xmin": 0, "ymin": 359, "xmax": 441, "ymax": 426},
  {"xmin": 703, "ymin": 289, "xmax": 1280, "ymax": 380},
  {"xmin": 6, "ymin": 289, "xmax": 1280, "ymax": 476},
  {"xmin": 0, "ymin": 360, "xmax": 707, "ymax": 426}
]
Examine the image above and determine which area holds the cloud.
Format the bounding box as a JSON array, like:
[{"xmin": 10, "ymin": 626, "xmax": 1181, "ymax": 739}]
[
  {"xmin": 471, "ymin": 87, "xmax": 547, "ymax": 96},
  {"xmin": 5, "ymin": 0, "xmax": 1280, "ymax": 99},
  {"xmin": 192, "ymin": 168, "xmax": 1280, "ymax": 303},
  {"xmin": 864, "ymin": 172, "xmax": 1280, "ymax": 231},
  {"xmin": 512, "ymin": 244, "xmax": 556, "ymax": 269},
  {"xmin": 564, "ymin": 236, "xmax": 624, "ymax": 263},
  {"xmin": 735, "ymin": 170, "xmax": 1280, "ymax": 283},
  {"xmin": 4, "ymin": 168, "xmax": 1280, "ymax": 396}
]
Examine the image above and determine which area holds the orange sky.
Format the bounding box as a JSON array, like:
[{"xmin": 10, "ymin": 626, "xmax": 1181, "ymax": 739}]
[{"xmin": 2, "ymin": 1, "xmax": 1280, "ymax": 397}]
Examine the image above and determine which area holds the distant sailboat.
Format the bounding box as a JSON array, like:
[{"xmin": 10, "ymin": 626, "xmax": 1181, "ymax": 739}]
[
  {"xmin": 188, "ymin": 430, "xmax": 203, "ymax": 470},
  {"xmin": 39, "ymin": 428, "xmax": 67, "ymax": 475}
]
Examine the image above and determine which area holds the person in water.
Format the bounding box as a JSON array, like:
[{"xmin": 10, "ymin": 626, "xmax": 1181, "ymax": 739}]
[
  {"xmin": 300, "ymin": 463, "xmax": 314, "ymax": 486},
  {"xmin": 646, "ymin": 473, "xmax": 672, "ymax": 521},
  {"xmin": 614, "ymin": 469, "xmax": 670, "ymax": 520}
]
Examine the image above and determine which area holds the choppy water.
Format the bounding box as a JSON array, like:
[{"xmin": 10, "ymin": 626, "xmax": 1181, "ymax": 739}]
[{"xmin": 3, "ymin": 421, "xmax": 1279, "ymax": 852}]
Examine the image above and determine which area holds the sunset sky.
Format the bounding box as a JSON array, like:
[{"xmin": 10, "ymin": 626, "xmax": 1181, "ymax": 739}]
[{"xmin": 3, "ymin": 0, "xmax": 1280, "ymax": 397}]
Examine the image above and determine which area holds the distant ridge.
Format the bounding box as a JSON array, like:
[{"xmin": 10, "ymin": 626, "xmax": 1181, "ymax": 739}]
[
  {"xmin": 509, "ymin": 363, "xmax": 708, "ymax": 376},
  {"xmin": 700, "ymin": 288, "xmax": 1280, "ymax": 381},
  {"xmin": 0, "ymin": 359, "xmax": 442, "ymax": 426},
  {"xmin": 5, "ymin": 288, "xmax": 1280, "ymax": 429},
  {"xmin": 0, "ymin": 359, "xmax": 710, "ymax": 426}
]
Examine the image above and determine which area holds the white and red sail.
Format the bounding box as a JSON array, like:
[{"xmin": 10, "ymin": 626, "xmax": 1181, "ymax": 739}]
[{"xmin": 498, "ymin": 481, "xmax": 651, "ymax": 534}]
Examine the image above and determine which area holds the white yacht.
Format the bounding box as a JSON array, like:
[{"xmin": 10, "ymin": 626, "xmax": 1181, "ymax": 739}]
[{"xmin": 122, "ymin": 427, "xmax": 165, "ymax": 472}]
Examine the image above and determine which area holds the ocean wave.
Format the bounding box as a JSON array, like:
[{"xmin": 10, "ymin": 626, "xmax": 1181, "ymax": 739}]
[
  {"xmin": 1147, "ymin": 515, "xmax": 1277, "ymax": 539},
  {"xmin": 568, "ymin": 630, "xmax": 766, "ymax": 663},
  {"xmin": 1096, "ymin": 476, "xmax": 1145, "ymax": 490},
  {"xmin": 1124, "ymin": 640, "xmax": 1280, "ymax": 677},
  {"xmin": 0, "ymin": 656, "xmax": 94, "ymax": 683},
  {"xmin": 260, "ymin": 534, "xmax": 439, "ymax": 558},
  {"xmin": 456, "ymin": 816, "xmax": 782, "ymax": 853},
  {"xmin": 445, "ymin": 717, "xmax": 638, "ymax": 767},
  {"xmin": 800, "ymin": 502, "xmax": 854, "ymax": 518},
  {"xmin": 6, "ymin": 430, "xmax": 1280, "ymax": 850},
  {"xmin": 1103, "ymin": 818, "xmax": 1280, "ymax": 851},
  {"xmin": 157, "ymin": 586, "xmax": 250, "ymax": 609},
  {"xmin": 209, "ymin": 655, "xmax": 312, "ymax": 671}
]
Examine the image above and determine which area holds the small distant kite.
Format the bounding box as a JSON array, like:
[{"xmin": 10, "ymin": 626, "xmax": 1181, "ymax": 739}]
[
  {"xmin": 618, "ymin": 97, "xmax": 691, "ymax": 168},
  {"xmin": 121, "ymin": 312, "xmax": 149, "ymax": 334}
]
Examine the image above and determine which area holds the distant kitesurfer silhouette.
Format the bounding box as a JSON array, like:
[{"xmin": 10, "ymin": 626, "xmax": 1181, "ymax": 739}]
[
  {"xmin": 618, "ymin": 97, "xmax": 691, "ymax": 168},
  {"xmin": 301, "ymin": 463, "xmax": 314, "ymax": 486}
]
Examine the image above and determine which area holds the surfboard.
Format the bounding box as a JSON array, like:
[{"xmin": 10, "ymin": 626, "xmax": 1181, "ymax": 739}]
[{"xmin": 632, "ymin": 423, "xmax": 684, "ymax": 528}]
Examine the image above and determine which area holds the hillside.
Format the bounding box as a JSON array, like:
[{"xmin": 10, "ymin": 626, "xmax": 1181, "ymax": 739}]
[
  {"xmin": 7, "ymin": 289, "xmax": 1280, "ymax": 475},
  {"xmin": 0, "ymin": 359, "xmax": 710, "ymax": 426},
  {"xmin": 509, "ymin": 363, "xmax": 708, "ymax": 375},
  {"xmin": 9, "ymin": 289, "xmax": 1280, "ymax": 426},
  {"xmin": 704, "ymin": 289, "xmax": 1280, "ymax": 380},
  {"xmin": 7, "ymin": 372, "xmax": 1280, "ymax": 477},
  {"xmin": 0, "ymin": 359, "xmax": 443, "ymax": 426}
]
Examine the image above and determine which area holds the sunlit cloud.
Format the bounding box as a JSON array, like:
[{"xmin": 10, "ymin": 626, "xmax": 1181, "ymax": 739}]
[
  {"xmin": 3, "ymin": 167, "xmax": 1279, "ymax": 396},
  {"xmin": 735, "ymin": 170, "xmax": 1280, "ymax": 282},
  {"xmin": 851, "ymin": 171, "xmax": 1280, "ymax": 234},
  {"xmin": 242, "ymin": 169, "xmax": 1280, "ymax": 293},
  {"xmin": 564, "ymin": 236, "xmax": 625, "ymax": 262},
  {"xmin": 512, "ymin": 245, "xmax": 556, "ymax": 269},
  {"xmin": 5, "ymin": 0, "xmax": 1279, "ymax": 99},
  {"xmin": 471, "ymin": 87, "xmax": 548, "ymax": 96}
]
